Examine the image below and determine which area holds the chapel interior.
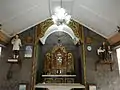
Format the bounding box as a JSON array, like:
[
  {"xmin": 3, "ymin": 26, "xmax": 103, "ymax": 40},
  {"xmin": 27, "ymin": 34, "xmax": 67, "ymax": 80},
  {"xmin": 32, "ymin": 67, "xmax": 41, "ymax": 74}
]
[{"xmin": 0, "ymin": 0, "xmax": 120, "ymax": 90}]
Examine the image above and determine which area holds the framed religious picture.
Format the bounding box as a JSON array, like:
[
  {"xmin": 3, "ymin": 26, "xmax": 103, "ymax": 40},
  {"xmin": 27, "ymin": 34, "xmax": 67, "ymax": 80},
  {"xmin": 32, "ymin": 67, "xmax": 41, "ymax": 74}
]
[
  {"xmin": 24, "ymin": 45, "xmax": 33, "ymax": 58},
  {"xmin": 19, "ymin": 83, "xmax": 28, "ymax": 90}
]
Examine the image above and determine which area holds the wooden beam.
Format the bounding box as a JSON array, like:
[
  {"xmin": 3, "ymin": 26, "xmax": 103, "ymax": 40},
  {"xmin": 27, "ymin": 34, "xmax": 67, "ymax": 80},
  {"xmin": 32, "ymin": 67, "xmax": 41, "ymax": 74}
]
[
  {"xmin": 0, "ymin": 31, "xmax": 10, "ymax": 43},
  {"xmin": 108, "ymin": 33, "xmax": 120, "ymax": 45}
]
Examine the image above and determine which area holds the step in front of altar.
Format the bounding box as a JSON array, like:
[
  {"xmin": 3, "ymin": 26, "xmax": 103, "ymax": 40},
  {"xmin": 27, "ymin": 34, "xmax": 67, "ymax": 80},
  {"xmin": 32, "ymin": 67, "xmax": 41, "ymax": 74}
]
[{"xmin": 35, "ymin": 83, "xmax": 85, "ymax": 90}]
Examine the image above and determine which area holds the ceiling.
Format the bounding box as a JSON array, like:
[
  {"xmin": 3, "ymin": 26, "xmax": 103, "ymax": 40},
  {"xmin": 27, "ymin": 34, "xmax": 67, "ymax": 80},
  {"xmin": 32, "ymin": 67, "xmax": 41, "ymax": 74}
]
[{"xmin": 0, "ymin": 0, "xmax": 120, "ymax": 38}]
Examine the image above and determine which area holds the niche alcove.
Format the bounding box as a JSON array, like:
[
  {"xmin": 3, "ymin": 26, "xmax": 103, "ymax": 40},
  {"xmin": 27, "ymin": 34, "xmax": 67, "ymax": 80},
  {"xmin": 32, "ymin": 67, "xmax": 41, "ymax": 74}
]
[{"xmin": 36, "ymin": 24, "xmax": 84, "ymax": 84}]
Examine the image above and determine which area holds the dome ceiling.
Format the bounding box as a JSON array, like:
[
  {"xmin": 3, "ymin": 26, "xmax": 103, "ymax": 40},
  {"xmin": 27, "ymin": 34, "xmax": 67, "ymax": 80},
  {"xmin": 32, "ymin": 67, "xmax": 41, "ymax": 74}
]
[{"xmin": 0, "ymin": 0, "xmax": 120, "ymax": 38}]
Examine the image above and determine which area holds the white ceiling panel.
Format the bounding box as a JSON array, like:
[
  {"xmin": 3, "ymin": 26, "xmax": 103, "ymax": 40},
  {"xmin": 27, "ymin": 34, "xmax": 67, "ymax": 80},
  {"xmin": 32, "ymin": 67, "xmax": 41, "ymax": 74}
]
[
  {"xmin": 0, "ymin": 0, "xmax": 47, "ymax": 22},
  {"xmin": 4, "ymin": 4, "xmax": 49, "ymax": 35},
  {"xmin": 50, "ymin": 0, "xmax": 61, "ymax": 15},
  {"xmin": 0, "ymin": 0, "xmax": 49, "ymax": 35},
  {"xmin": 72, "ymin": 0, "xmax": 120, "ymax": 38},
  {"xmin": 72, "ymin": 4, "xmax": 116, "ymax": 37},
  {"xmin": 61, "ymin": 0, "xmax": 74, "ymax": 14},
  {"xmin": 0, "ymin": 0, "xmax": 120, "ymax": 38}
]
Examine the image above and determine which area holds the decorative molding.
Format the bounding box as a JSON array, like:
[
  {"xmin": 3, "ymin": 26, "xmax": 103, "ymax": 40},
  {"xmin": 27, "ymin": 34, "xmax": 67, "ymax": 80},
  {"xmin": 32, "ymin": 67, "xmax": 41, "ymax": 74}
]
[
  {"xmin": 39, "ymin": 18, "xmax": 53, "ymax": 38},
  {"xmin": 37, "ymin": 19, "xmax": 83, "ymax": 43},
  {"xmin": 68, "ymin": 19, "xmax": 82, "ymax": 41}
]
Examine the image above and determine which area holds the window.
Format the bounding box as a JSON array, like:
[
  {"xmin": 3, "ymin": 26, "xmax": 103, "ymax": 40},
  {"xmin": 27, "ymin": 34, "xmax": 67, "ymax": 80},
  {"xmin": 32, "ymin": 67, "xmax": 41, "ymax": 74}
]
[
  {"xmin": 116, "ymin": 48, "xmax": 120, "ymax": 74},
  {"xmin": 0, "ymin": 47, "xmax": 2, "ymax": 56}
]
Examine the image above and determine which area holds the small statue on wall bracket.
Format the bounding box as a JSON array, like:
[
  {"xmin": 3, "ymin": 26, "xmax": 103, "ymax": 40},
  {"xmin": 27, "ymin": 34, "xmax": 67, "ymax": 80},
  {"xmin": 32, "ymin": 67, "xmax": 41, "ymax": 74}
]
[
  {"xmin": 96, "ymin": 42, "xmax": 114, "ymax": 71},
  {"xmin": 11, "ymin": 34, "xmax": 22, "ymax": 59},
  {"xmin": 97, "ymin": 41, "xmax": 113, "ymax": 61},
  {"xmin": 107, "ymin": 45, "xmax": 112, "ymax": 60}
]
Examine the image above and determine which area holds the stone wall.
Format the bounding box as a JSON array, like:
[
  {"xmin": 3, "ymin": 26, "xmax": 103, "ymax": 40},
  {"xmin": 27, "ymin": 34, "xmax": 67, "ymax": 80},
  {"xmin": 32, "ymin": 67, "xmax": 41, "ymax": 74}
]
[
  {"xmin": 84, "ymin": 27, "xmax": 120, "ymax": 90},
  {"xmin": 0, "ymin": 23, "xmax": 120, "ymax": 90},
  {"xmin": 0, "ymin": 27, "xmax": 35, "ymax": 90}
]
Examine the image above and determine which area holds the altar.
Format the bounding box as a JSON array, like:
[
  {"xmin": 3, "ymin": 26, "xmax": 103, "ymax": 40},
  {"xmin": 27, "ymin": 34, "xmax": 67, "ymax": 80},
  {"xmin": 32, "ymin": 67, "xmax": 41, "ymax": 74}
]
[
  {"xmin": 42, "ymin": 44, "xmax": 75, "ymax": 83},
  {"xmin": 42, "ymin": 75, "xmax": 76, "ymax": 83},
  {"xmin": 35, "ymin": 83, "xmax": 85, "ymax": 90}
]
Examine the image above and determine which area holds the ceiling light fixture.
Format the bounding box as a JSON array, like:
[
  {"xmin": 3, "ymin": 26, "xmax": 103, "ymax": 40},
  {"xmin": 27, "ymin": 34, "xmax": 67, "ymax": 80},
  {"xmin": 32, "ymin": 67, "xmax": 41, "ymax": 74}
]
[{"xmin": 52, "ymin": 6, "xmax": 71, "ymax": 26}]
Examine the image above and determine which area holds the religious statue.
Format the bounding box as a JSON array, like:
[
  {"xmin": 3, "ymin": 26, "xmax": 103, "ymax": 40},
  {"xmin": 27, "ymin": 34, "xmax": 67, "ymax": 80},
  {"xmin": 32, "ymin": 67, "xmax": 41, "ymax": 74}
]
[
  {"xmin": 44, "ymin": 53, "xmax": 51, "ymax": 74},
  {"xmin": 101, "ymin": 42, "xmax": 107, "ymax": 60},
  {"xmin": 107, "ymin": 45, "xmax": 112, "ymax": 60},
  {"xmin": 97, "ymin": 46, "xmax": 105, "ymax": 60},
  {"xmin": 11, "ymin": 34, "xmax": 22, "ymax": 58},
  {"xmin": 97, "ymin": 41, "xmax": 112, "ymax": 61},
  {"xmin": 67, "ymin": 53, "xmax": 74, "ymax": 74}
]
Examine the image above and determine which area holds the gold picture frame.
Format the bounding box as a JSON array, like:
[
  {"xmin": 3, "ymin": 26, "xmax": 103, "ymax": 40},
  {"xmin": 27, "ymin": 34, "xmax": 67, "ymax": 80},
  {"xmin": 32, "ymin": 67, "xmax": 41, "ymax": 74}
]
[{"xmin": 24, "ymin": 45, "xmax": 33, "ymax": 58}]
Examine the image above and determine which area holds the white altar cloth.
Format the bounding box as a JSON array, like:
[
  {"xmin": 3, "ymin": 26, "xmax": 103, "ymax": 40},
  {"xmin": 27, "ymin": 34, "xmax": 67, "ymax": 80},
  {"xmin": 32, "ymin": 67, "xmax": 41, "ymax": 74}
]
[
  {"xmin": 42, "ymin": 75, "xmax": 76, "ymax": 77},
  {"xmin": 35, "ymin": 83, "xmax": 85, "ymax": 90}
]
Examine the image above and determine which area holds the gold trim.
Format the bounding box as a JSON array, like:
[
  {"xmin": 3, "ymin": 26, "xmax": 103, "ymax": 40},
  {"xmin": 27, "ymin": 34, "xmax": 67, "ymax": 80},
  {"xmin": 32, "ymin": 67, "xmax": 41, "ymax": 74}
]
[
  {"xmin": 37, "ymin": 19, "xmax": 83, "ymax": 43},
  {"xmin": 81, "ymin": 26, "xmax": 87, "ymax": 89},
  {"xmin": 30, "ymin": 26, "xmax": 38, "ymax": 90}
]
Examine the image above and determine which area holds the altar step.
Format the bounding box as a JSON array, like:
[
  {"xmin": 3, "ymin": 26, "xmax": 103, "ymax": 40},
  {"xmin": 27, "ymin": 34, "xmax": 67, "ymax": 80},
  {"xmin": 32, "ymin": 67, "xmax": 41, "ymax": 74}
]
[{"xmin": 35, "ymin": 83, "xmax": 85, "ymax": 90}]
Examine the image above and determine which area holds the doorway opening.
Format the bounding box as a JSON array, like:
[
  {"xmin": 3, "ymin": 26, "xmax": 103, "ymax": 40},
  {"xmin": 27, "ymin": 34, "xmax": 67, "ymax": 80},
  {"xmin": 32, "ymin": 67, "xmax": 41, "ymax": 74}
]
[{"xmin": 116, "ymin": 47, "xmax": 120, "ymax": 74}]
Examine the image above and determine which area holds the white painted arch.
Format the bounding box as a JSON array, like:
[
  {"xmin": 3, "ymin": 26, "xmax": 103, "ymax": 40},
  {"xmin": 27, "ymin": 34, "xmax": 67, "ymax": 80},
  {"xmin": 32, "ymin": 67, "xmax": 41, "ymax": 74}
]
[{"xmin": 40, "ymin": 24, "xmax": 79, "ymax": 44}]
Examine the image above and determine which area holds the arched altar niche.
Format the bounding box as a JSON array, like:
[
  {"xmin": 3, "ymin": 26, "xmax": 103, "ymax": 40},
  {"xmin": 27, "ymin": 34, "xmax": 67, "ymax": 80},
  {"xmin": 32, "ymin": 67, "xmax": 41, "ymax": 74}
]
[
  {"xmin": 44, "ymin": 44, "xmax": 74, "ymax": 75},
  {"xmin": 40, "ymin": 24, "xmax": 79, "ymax": 45},
  {"xmin": 37, "ymin": 19, "xmax": 83, "ymax": 44},
  {"xmin": 35, "ymin": 19, "xmax": 84, "ymax": 84}
]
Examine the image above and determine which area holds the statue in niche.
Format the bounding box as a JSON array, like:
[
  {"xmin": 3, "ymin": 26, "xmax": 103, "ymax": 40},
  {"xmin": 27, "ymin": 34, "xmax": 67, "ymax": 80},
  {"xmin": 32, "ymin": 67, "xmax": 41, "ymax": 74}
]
[
  {"xmin": 56, "ymin": 52, "xmax": 63, "ymax": 66},
  {"xmin": 67, "ymin": 53, "xmax": 74, "ymax": 74},
  {"xmin": 44, "ymin": 53, "xmax": 51, "ymax": 74},
  {"xmin": 55, "ymin": 52, "xmax": 63, "ymax": 74}
]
